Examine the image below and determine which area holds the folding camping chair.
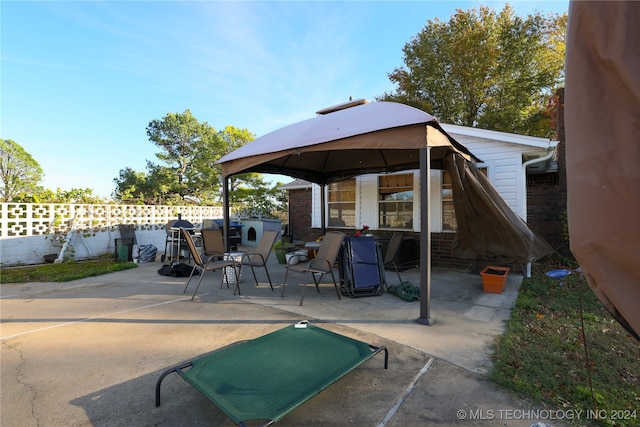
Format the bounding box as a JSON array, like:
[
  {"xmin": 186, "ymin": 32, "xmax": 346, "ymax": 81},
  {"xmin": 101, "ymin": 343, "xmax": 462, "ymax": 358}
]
[
  {"xmin": 281, "ymin": 231, "xmax": 346, "ymax": 306},
  {"xmin": 237, "ymin": 229, "xmax": 279, "ymax": 294},
  {"xmin": 340, "ymin": 236, "xmax": 385, "ymax": 298},
  {"xmin": 180, "ymin": 228, "xmax": 239, "ymax": 300}
]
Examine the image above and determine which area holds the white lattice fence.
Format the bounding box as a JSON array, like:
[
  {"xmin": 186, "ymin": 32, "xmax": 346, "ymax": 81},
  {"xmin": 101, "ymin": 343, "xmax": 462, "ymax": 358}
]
[
  {"xmin": 0, "ymin": 203, "xmax": 223, "ymax": 266},
  {"xmin": 0, "ymin": 203, "xmax": 223, "ymax": 237}
]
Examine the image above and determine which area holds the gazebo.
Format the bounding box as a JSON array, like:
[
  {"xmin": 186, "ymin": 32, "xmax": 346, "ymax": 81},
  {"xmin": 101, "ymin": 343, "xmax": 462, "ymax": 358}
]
[{"xmin": 217, "ymin": 100, "xmax": 549, "ymax": 324}]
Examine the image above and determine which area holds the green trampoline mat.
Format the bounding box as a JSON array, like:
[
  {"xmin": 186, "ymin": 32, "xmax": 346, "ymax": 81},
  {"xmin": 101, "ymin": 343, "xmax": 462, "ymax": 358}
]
[{"xmin": 180, "ymin": 324, "xmax": 382, "ymax": 424}]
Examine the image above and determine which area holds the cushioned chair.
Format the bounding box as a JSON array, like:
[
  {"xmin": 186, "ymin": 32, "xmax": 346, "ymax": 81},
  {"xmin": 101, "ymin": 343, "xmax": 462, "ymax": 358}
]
[
  {"xmin": 238, "ymin": 229, "xmax": 280, "ymax": 294},
  {"xmin": 383, "ymin": 232, "xmax": 405, "ymax": 289},
  {"xmin": 180, "ymin": 228, "xmax": 239, "ymax": 300},
  {"xmin": 281, "ymin": 231, "xmax": 346, "ymax": 306}
]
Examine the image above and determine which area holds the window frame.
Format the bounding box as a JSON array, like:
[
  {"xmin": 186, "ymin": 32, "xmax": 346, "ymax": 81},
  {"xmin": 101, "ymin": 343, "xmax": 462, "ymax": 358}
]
[
  {"xmin": 377, "ymin": 173, "xmax": 414, "ymax": 230},
  {"xmin": 327, "ymin": 178, "xmax": 356, "ymax": 228}
]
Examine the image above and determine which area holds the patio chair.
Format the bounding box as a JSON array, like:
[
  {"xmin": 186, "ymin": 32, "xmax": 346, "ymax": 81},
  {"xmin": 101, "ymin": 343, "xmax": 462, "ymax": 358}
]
[
  {"xmin": 281, "ymin": 231, "xmax": 346, "ymax": 306},
  {"xmin": 383, "ymin": 232, "xmax": 405, "ymax": 289},
  {"xmin": 180, "ymin": 228, "xmax": 239, "ymax": 300},
  {"xmin": 200, "ymin": 228, "xmax": 225, "ymax": 260},
  {"xmin": 236, "ymin": 229, "xmax": 279, "ymax": 294}
]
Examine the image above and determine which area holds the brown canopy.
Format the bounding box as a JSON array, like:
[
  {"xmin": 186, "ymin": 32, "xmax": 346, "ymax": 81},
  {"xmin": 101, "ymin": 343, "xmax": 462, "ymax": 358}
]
[
  {"xmin": 218, "ymin": 101, "xmax": 477, "ymax": 183},
  {"xmin": 565, "ymin": 1, "xmax": 640, "ymax": 339}
]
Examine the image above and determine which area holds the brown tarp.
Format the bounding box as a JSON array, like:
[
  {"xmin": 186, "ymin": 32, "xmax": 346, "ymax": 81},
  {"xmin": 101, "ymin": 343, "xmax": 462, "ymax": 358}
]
[
  {"xmin": 565, "ymin": 1, "xmax": 640, "ymax": 339},
  {"xmin": 217, "ymin": 102, "xmax": 477, "ymax": 183},
  {"xmin": 446, "ymin": 153, "xmax": 552, "ymax": 264}
]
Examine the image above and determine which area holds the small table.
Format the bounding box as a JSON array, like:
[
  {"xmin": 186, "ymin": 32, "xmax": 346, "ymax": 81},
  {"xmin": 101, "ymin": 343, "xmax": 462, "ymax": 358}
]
[{"xmin": 304, "ymin": 241, "xmax": 322, "ymax": 259}]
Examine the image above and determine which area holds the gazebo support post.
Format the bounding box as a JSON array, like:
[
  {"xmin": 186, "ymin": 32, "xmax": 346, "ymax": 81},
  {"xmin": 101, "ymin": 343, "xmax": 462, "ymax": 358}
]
[
  {"xmin": 223, "ymin": 176, "xmax": 230, "ymax": 251},
  {"xmin": 416, "ymin": 147, "xmax": 433, "ymax": 325},
  {"xmin": 321, "ymin": 184, "xmax": 326, "ymax": 234}
]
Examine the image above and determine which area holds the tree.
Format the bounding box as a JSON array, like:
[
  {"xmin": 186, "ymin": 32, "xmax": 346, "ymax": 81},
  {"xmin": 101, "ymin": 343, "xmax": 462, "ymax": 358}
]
[
  {"xmin": 378, "ymin": 5, "xmax": 566, "ymax": 137},
  {"xmin": 198, "ymin": 125, "xmax": 257, "ymax": 205},
  {"xmin": 0, "ymin": 138, "xmax": 44, "ymax": 202},
  {"xmin": 145, "ymin": 109, "xmax": 223, "ymax": 202},
  {"xmin": 114, "ymin": 111, "xmax": 281, "ymax": 213},
  {"xmin": 228, "ymin": 173, "xmax": 278, "ymax": 218},
  {"xmin": 112, "ymin": 167, "xmax": 153, "ymax": 205}
]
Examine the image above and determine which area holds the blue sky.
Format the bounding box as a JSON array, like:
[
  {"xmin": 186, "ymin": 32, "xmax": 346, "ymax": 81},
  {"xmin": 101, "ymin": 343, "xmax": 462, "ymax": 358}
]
[{"xmin": 1, "ymin": 1, "xmax": 568, "ymax": 198}]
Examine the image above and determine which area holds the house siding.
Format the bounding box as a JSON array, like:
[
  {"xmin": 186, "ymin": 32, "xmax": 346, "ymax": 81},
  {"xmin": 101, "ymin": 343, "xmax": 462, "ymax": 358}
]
[
  {"xmin": 359, "ymin": 175, "xmax": 378, "ymax": 228},
  {"xmin": 456, "ymin": 138, "xmax": 527, "ymax": 218}
]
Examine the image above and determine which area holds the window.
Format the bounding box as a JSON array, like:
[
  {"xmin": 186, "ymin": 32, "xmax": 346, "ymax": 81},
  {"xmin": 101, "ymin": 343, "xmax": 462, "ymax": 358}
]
[
  {"xmin": 442, "ymin": 171, "xmax": 456, "ymax": 231},
  {"xmin": 442, "ymin": 168, "xmax": 487, "ymax": 231},
  {"xmin": 378, "ymin": 173, "xmax": 413, "ymax": 229},
  {"xmin": 328, "ymin": 178, "xmax": 355, "ymax": 227}
]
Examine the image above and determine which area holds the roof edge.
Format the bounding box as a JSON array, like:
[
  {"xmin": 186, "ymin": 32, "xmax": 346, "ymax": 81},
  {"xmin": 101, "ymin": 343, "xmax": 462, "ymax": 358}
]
[{"xmin": 441, "ymin": 123, "xmax": 558, "ymax": 149}]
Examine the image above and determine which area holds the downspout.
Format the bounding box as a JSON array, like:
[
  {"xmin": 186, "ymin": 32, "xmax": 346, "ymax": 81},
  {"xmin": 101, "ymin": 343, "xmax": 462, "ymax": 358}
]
[{"xmin": 521, "ymin": 145, "xmax": 556, "ymax": 277}]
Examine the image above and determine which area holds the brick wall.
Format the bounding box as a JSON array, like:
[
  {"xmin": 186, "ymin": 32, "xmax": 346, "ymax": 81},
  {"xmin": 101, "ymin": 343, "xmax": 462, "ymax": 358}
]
[
  {"xmin": 526, "ymin": 88, "xmax": 569, "ymax": 256},
  {"xmin": 288, "ymin": 188, "xmax": 316, "ymax": 242},
  {"xmin": 431, "ymin": 232, "xmax": 475, "ymax": 269}
]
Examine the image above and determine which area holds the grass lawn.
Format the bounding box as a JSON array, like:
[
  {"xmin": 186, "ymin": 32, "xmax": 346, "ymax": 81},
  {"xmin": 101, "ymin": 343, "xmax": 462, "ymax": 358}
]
[
  {"xmin": 490, "ymin": 257, "xmax": 640, "ymax": 426},
  {"xmin": 1, "ymin": 258, "xmax": 137, "ymax": 283}
]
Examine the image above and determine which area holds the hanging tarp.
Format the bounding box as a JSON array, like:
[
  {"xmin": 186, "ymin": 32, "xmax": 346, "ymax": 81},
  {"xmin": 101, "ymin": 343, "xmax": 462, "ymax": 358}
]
[
  {"xmin": 565, "ymin": 1, "xmax": 640, "ymax": 339},
  {"xmin": 446, "ymin": 153, "xmax": 552, "ymax": 264}
]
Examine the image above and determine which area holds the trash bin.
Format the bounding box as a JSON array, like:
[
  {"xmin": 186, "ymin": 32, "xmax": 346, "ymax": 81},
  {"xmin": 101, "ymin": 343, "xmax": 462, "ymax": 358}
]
[{"xmin": 115, "ymin": 238, "xmax": 135, "ymax": 261}]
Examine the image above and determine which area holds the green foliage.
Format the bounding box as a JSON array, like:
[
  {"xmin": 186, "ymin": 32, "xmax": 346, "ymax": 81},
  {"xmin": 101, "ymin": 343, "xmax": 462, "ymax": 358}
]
[
  {"xmin": 0, "ymin": 138, "xmax": 44, "ymax": 202},
  {"xmin": 229, "ymin": 173, "xmax": 283, "ymax": 218},
  {"xmin": 113, "ymin": 110, "xmax": 281, "ymax": 212},
  {"xmin": 1, "ymin": 139, "xmax": 109, "ymax": 203},
  {"xmin": 379, "ymin": 5, "xmax": 566, "ymax": 137},
  {"xmin": 145, "ymin": 109, "xmax": 223, "ymax": 202},
  {"xmin": 1, "ymin": 259, "xmax": 137, "ymax": 283},
  {"xmin": 490, "ymin": 258, "xmax": 640, "ymax": 426},
  {"xmin": 11, "ymin": 186, "xmax": 108, "ymax": 203}
]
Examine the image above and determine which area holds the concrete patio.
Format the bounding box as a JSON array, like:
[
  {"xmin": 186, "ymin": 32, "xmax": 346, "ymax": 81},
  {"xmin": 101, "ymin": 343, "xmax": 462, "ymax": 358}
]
[{"xmin": 1, "ymin": 252, "xmax": 568, "ymax": 426}]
